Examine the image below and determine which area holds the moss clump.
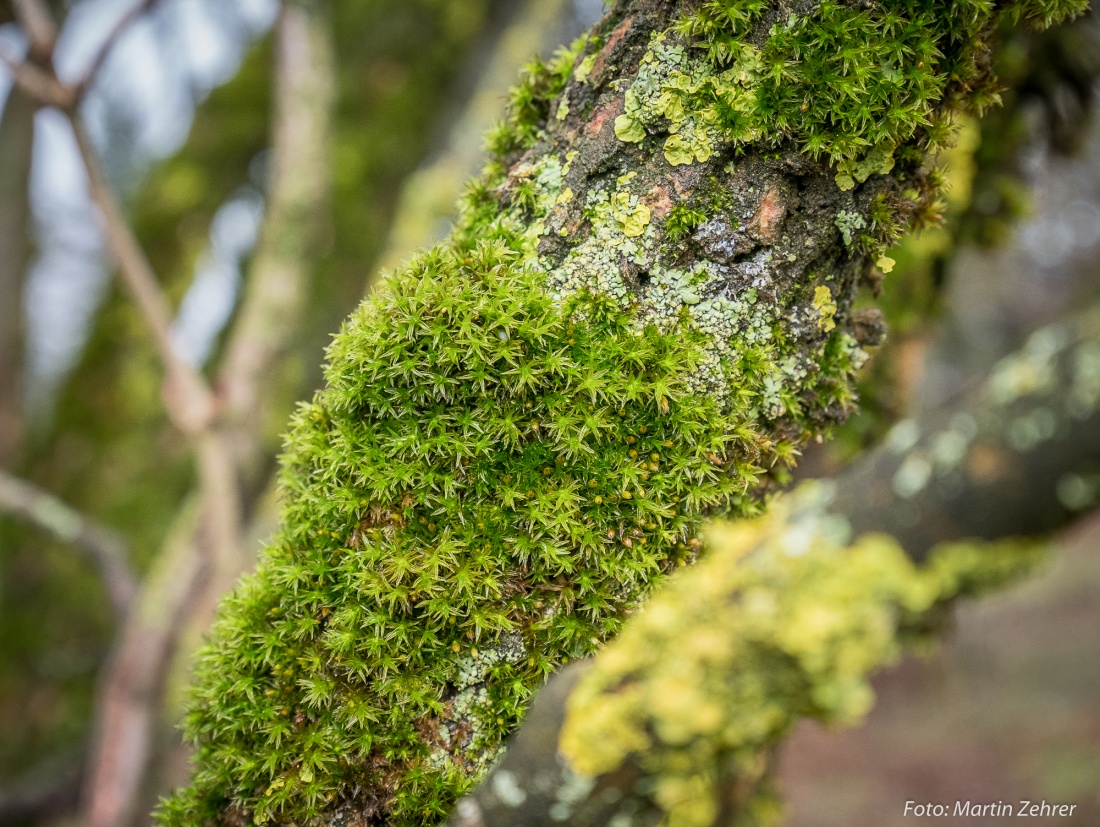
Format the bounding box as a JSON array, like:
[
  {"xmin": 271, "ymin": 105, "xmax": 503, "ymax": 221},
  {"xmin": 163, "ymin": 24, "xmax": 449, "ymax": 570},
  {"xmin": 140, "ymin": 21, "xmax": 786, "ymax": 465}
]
[
  {"xmin": 665, "ymin": 204, "xmax": 709, "ymax": 242},
  {"xmin": 616, "ymin": 0, "xmax": 1086, "ymax": 178},
  {"xmin": 161, "ymin": 235, "xmax": 779, "ymax": 827},
  {"xmin": 559, "ymin": 484, "xmax": 1048, "ymax": 827},
  {"xmin": 484, "ymin": 36, "xmax": 588, "ymax": 163}
]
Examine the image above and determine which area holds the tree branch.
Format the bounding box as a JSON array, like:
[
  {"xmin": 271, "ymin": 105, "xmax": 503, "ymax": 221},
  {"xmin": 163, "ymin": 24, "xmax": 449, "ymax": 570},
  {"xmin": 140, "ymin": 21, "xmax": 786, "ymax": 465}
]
[
  {"xmin": 11, "ymin": 0, "xmax": 57, "ymax": 59},
  {"xmin": 217, "ymin": 0, "xmax": 335, "ymax": 492},
  {"xmin": 159, "ymin": 0, "xmax": 1090, "ymax": 823},
  {"xmin": 82, "ymin": 499, "xmax": 208, "ymax": 827},
  {"xmin": 80, "ymin": 4, "xmax": 336, "ymax": 826},
  {"xmin": 0, "ymin": 73, "xmax": 36, "ymax": 466},
  {"xmin": 0, "ymin": 469, "xmax": 136, "ymax": 618},
  {"xmin": 0, "ymin": 46, "xmax": 71, "ymax": 108},
  {"xmin": 70, "ymin": 0, "xmax": 160, "ymax": 99},
  {"xmin": 65, "ymin": 116, "xmax": 217, "ymax": 435},
  {"xmin": 441, "ymin": 304, "xmax": 1100, "ymax": 827}
]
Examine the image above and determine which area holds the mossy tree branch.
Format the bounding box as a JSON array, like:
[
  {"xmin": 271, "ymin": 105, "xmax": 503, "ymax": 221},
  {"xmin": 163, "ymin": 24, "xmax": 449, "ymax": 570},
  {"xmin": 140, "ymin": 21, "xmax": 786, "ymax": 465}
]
[
  {"xmin": 162, "ymin": 1, "xmax": 1087, "ymax": 826},
  {"xmin": 441, "ymin": 304, "xmax": 1100, "ymax": 827}
]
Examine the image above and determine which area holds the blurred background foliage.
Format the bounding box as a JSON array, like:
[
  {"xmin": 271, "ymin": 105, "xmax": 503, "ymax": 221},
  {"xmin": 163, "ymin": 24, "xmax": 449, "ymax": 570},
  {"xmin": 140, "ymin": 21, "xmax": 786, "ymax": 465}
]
[
  {"xmin": 0, "ymin": 0, "xmax": 598, "ymax": 816},
  {"xmin": 0, "ymin": 1, "xmax": 1097, "ymax": 826}
]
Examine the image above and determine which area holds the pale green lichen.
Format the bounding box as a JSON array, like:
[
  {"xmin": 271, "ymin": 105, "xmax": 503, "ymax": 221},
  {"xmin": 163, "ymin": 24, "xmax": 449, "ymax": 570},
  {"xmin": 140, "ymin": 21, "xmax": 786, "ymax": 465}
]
[
  {"xmin": 834, "ymin": 141, "xmax": 897, "ymax": 191},
  {"xmin": 834, "ymin": 211, "xmax": 867, "ymax": 247},
  {"xmin": 614, "ymin": 32, "xmax": 761, "ymax": 165},
  {"xmin": 537, "ymin": 174, "xmax": 834, "ymax": 416},
  {"xmin": 559, "ymin": 483, "xmax": 1048, "ymax": 827}
]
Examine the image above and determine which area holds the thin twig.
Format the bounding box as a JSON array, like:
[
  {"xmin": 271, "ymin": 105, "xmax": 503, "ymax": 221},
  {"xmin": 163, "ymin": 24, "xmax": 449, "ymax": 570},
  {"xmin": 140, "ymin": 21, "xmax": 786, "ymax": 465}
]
[
  {"xmin": 66, "ymin": 116, "xmax": 217, "ymax": 436},
  {"xmin": 0, "ymin": 47, "xmax": 72, "ymax": 108},
  {"xmin": 0, "ymin": 469, "xmax": 136, "ymax": 619},
  {"xmin": 217, "ymin": 0, "xmax": 335, "ymax": 485},
  {"xmin": 71, "ymin": 0, "xmax": 160, "ymax": 99},
  {"xmin": 11, "ymin": 0, "xmax": 57, "ymax": 59}
]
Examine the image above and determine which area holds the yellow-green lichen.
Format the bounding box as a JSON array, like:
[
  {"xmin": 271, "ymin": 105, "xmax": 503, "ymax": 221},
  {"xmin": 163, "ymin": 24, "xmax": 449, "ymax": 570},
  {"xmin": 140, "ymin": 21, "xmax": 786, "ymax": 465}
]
[
  {"xmin": 614, "ymin": 32, "xmax": 760, "ymax": 166},
  {"xmin": 812, "ymin": 286, "xmax": 837, "ymax": 333},
  {"xmin": 559, "ymin": 483, "xmax": 1048, "ymax": 827},
  {"xmin": 611, "ymin": 190, "xmax": 653, "ymax": 237},
  {"xmin": 611, "ymin": 0, "xmax": 1083, "ymax": 189}
]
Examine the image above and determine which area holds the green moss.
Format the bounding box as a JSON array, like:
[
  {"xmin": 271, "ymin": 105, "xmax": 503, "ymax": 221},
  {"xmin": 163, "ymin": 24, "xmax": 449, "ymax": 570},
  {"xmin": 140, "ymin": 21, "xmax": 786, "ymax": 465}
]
[
  {"xmin": 559, "ymin": 484, "xmax": 1049, "ymax": 827},
  {"xmin": 160, "ymin": 235, "xmax": 759, "ymax": 827},
  {"xmin": 486, "ymin": 35, "xmax": 589, "ymax": 162},
  {"xmin": 618, "ymin": 0, "xmax": 1085, "ymax": 178},
  {"xmin": 665, "ymin": 204, "xmax": 709, "ymax": 242}
]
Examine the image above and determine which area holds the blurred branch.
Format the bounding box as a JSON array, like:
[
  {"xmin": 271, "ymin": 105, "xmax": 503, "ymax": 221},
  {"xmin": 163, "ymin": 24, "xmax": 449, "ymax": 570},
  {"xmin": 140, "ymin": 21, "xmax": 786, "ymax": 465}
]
[
  {"xmin": 0, "ymin": 469, "xmax": 136, "ymax": 618},
  {"xmin": 71, "ymin": 0, "xmax": 159, "ymax": 98},
  {"xmin": 11, "ymin": 0, "xmax": 57, "ymax": 58},
  {"xmin": 0, "ymin": 77, "xmax": 35, "ymax": 466},
  {"xmin": 81, "ymin": 3, "xmax": 336, "ymax": 827},
  {"xmin": 0, "ymin": 47, "xmax": 70, "ymax": 107},
  {"xmin": 82, "ymin": 500, "xmax": 207, "ymax": 827},
  {"xmin": 1, "ymin": 0, "xmax": 160, "ymax": 108},
  {"xmin": 66, "ymin": 118, "xmax": 220, "ymax": 433},
  {"xmin": 217, "ymin": 0, "xmax": 335, "ymax": 491},
  {"xmin": 2, "ymin": 0, "xmax": 244, "ymax": 601}
]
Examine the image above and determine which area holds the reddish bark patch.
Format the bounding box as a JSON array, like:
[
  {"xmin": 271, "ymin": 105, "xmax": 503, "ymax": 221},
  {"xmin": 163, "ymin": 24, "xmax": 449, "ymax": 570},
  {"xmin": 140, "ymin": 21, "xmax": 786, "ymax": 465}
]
[
  {"xmin": 587, "ymin": 96, "xmax": 622, "ymax": 139},
  {"xmin": 590, "ymin": 17, "xmax": 633, "ymax": 83},
  {"xmin": 644, "ymin": 184, "xmax": 673, "ymax": 220},
  {"xmin": 749, "ymin": 186, "xmax": 786, "ymax": 244}
]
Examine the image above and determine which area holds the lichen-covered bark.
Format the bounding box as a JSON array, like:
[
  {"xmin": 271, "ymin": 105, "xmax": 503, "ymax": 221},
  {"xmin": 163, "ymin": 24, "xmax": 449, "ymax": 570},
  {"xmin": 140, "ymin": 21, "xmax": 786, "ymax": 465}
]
[
  {"xmin": 440, "ymin": 304, "xmax": 1100, "ymax": 827},
  {"xmin": 834, "ymin": 309, "xmax": 1100, "ymax": 559},
  {"xmin": 163, "ymin": 1, "xmax": 1086, "ymax": 826}
]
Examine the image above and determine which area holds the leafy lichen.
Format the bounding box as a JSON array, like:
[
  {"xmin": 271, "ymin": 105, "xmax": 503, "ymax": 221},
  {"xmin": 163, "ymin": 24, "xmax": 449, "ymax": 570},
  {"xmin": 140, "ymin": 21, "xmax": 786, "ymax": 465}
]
[{"xmin": 559, "ymin": 484, "xmax": 1048, "ymax": 827}]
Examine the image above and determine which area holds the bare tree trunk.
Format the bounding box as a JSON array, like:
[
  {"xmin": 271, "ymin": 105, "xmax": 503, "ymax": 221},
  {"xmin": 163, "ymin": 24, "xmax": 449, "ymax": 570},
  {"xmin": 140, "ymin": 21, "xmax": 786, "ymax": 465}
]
[{"xmin": 0, "ymin": 83, "xmax": 34, "ymax": 467}]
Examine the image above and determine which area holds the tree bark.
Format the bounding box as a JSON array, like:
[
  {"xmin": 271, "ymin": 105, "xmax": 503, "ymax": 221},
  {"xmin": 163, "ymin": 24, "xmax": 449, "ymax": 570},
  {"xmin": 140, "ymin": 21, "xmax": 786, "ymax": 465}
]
[{"xmin": 0, "ymin": 82, "xmax": 34, "ymax": 467}]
